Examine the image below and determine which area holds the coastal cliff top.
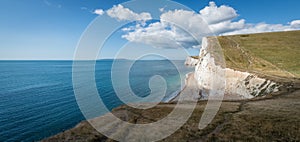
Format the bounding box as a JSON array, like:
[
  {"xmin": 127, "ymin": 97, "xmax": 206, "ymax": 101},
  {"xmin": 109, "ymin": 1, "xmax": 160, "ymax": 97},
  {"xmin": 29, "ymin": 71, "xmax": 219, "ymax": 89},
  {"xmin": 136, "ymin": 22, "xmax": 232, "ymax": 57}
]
[
  {"xmin": 217, "ymin": 30, "xmax": 300, "ymax": 79},
  {"xmin": 42, "ymin": 31, "xmax": 300, "ymax": 142}
]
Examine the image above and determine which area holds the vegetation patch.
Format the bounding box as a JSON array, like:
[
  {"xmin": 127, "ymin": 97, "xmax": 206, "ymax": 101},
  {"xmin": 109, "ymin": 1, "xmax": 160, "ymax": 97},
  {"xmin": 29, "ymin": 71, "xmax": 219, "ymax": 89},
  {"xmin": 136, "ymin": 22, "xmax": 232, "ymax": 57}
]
[{"xmin": 218, "ymin": 30, "xmax": 300, "ymax": 78}]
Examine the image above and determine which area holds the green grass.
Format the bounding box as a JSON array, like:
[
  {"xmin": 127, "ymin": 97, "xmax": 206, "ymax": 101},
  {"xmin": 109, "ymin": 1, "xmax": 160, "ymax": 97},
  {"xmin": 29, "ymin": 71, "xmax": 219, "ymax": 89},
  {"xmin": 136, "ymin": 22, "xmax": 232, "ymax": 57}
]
[{"xmin": 217, "ymin": 30, "xmax": 300, "ymax": 78}]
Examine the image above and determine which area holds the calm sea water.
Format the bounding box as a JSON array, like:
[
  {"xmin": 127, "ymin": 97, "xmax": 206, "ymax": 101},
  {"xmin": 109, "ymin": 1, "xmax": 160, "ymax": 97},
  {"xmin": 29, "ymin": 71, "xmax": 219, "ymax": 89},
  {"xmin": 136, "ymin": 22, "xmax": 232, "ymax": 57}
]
[{"xmin": 0, "ymin": 60, "xmax": 192, "ymax": 141}]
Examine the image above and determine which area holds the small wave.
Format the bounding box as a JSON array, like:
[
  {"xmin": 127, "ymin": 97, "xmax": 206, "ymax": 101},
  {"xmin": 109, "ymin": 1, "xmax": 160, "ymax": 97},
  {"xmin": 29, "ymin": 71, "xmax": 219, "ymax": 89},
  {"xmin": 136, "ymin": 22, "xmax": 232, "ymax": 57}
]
[{"xmin": 6, "ymin": 83, "xmax": 61, "ymax": 94}]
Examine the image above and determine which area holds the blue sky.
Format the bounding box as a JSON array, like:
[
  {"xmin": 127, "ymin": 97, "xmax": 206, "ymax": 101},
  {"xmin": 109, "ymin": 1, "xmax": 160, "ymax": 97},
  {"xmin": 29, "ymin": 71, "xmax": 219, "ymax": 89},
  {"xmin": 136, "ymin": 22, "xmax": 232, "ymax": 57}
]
[{"xmin": 0, "ymin": 0, "xmax": 299, "ymax": 60}]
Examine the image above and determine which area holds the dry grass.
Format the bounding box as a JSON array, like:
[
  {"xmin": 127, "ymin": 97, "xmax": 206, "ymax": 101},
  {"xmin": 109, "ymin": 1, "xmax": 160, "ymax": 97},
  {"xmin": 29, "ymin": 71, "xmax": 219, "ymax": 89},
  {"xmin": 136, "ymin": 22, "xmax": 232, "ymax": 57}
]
[
  {"xmin": 190, "ymin": 56, "xmax": 200, "ymax": 59},
  {"xmin": 43, "ymin": 89, "xmax": 300, "ymax": 142},
  {"xmin": 217, "ymin": 30, "xmax": 300, "ymax": 78}
]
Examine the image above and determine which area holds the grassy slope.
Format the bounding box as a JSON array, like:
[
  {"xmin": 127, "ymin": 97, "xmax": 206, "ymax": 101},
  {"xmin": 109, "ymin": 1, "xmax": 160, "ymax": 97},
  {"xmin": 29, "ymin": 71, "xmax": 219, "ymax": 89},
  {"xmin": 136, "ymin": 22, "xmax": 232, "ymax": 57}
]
[{"xmin": 218, "ymin": 30, "xmax": 300, "ymax": 78}]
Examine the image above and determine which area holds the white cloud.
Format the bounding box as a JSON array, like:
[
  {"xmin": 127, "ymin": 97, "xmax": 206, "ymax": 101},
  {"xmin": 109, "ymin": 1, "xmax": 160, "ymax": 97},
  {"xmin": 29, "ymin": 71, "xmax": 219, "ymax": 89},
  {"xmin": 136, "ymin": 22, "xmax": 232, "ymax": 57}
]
[
  {"xmin": 122, "ymin": 9, "xmax": 211, "ymax": 49},
  {"xmin": 106, "ymin": 4, "xmax": 152, "ymax": 21},
  {"xmin": 159, "ymin": 6, "xmax": 167, "ymax": 12},
  {"xmin": 290, "ymin": 20, "xmax": 300, "ymax": 28},
  {"xmin": 222, "ymin": 22, "xmax": 297, "ymax": 35},
  {"xmin": 199, "ymin": 1, "xmax": 238, "ymax": 24},
  {"xmin": 122, "ymin": 22, "xmax": 199, "ymax": 49},
  {"xmin": 159, "ymin": 8, "xmax": 165, "ymax": 12},
  {"xmin": 160, "ymin": 9, "xmax": 211, "ymax": 36},
  {"xmin": 113, "ymin": 2, "xmax": 300, "ymax": 49},
  {"xmin": 209, "ymin": 19, "xmax": 245, "ymax": 35},
  {"xmin": 94, "ymin": 9, "xmax": 104, "ymax": 15}
]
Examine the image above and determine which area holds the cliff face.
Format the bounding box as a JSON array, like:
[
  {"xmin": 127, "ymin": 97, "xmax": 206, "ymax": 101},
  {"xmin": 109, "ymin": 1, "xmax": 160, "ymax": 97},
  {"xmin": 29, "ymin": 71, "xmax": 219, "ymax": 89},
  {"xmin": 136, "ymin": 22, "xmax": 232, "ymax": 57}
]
[
  {"xmin": 194, "ymin": 37, "xmax": 279, "ymax": 100},
  {"xmin": 184, "ymin": 56, "xmax": 199, "ymax": 67}
]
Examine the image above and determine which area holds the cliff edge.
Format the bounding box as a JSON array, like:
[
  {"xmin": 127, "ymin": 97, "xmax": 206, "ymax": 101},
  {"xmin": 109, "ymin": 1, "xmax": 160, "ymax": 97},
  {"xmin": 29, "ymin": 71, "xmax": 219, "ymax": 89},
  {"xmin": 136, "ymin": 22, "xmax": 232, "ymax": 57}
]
[
  {"xmin": 43, "ymin": 31, "xmax": 300, "ymax": 142},
  {"xmin": 183, "ymin": 30, "xmax": 300, "ymax": 100}
]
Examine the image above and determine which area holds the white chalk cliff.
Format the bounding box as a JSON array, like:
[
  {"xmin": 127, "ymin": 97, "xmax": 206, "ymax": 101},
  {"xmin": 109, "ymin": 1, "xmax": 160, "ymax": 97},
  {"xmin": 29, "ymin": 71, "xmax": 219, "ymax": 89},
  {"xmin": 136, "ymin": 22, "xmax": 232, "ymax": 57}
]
[
  {"xmin": 193, "ymin": 37, "xmax": 279, "ymax": 100},
  {"xmin": 185, "ymin": 56, "xmax": 199, "ymax": 67}
]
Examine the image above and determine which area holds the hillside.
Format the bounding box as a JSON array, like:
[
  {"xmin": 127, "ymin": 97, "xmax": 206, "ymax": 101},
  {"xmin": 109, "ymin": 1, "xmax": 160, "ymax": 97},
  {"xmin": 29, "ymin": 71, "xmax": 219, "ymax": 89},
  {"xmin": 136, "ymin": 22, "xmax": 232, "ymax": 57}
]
[{"xmin": 218, "ymin": 30, "xmax": 300, "ymax": 79}]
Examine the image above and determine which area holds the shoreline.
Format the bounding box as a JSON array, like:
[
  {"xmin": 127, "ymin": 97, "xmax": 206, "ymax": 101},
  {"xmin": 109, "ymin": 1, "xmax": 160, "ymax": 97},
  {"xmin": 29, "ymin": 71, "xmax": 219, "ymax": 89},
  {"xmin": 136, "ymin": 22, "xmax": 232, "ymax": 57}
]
[
  {"xmin": 40, "ymin": 71, "xmax": 195, "ymax": 141},
  {"xmin": 170, "ymin": 72, "xmax": 202, "ymax": 102},
  {"xmin": 163, "ymin": 89, "xmax": 181, "ymax": 102},
  {"xmin": 165, "ymin": 71, "xmax": 195, "ymax": 102}
]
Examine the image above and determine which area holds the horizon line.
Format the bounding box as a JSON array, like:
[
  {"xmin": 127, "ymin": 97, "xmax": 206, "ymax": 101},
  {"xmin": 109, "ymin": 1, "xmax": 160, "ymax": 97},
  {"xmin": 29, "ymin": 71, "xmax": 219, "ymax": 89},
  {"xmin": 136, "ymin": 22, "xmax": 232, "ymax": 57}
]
[{"xmin": 0, "ymin": 59, "xmax": 186, "ymax": 61}]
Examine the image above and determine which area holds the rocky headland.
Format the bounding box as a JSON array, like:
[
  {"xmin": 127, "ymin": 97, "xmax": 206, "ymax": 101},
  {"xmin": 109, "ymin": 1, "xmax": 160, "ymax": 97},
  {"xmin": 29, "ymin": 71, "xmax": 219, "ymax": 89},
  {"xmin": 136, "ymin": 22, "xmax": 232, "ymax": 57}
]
[{"xmin": 43, "ymin": 31, "xmax": 300, "ymax": 142}]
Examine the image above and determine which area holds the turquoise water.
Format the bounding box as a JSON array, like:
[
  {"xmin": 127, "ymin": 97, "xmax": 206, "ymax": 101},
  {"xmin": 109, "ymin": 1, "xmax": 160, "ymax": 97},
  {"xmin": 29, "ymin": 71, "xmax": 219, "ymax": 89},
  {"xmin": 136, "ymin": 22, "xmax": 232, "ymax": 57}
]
[{"xmin": 0, "ymin": 60, "xmax": 192, "ymax": 141}]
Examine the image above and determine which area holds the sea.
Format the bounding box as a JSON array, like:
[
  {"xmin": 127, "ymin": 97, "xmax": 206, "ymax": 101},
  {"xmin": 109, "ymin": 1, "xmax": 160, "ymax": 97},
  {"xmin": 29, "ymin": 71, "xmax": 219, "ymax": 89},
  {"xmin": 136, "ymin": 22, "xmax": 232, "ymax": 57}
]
[{"xmin": 0, "ymin": 60, "xmax": 193, "ymax": 141}]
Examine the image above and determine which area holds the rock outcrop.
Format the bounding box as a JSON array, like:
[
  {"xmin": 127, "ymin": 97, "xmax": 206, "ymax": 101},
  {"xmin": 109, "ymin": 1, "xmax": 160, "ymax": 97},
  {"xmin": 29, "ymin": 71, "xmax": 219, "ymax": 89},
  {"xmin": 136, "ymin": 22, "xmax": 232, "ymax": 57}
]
[
  {"xmin": 194, "ymin": 37, "xmax": 279, "ymax": 100},
  {"xmin": 184, "ymin": 56, "xmax": 200, "ymax": 67}
]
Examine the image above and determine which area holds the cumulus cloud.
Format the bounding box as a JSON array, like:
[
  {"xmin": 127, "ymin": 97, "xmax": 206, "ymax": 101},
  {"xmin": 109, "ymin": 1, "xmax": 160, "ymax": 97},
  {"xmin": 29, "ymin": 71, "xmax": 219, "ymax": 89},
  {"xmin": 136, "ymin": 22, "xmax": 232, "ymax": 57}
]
[
  {"xmin": 94, "ymin": 5, "xmax": 152, "ymax": 22},
  {"xmin": 122, "ymin": 10, "xmax": 211, "ymax": 49},
  {"xmin": 106, "ymin": 4, "xmax": 152, "ymax": 21},
  {"xmin": 209, "ymin": 19, "xmax": 245, "ymax": 35},
  {"xmin": 122, "ymin": 22, "xmax": 199, "ymax": 49},
  {"xmin": 121, "ymin": 2, "xmax": 240, "ymax": 49},
  {"xmin": 222, "ymin": 22, "xmax": 298, "ymax": 35},
  {"xmin": 105, "ymin": 2, "xmax": 300, "ymax": 49},
  {"xmin": 94, "ymin": 9, "xmax": 104, "ymax": 15},
  {"xmin": 160, "ymin": 9, "xmax": 211, "ymax": 36},
  {"xmin": 200, "ymin": 1, "xmax": 238, "ymax": 24},
  {"xmin": 290, "ymin": 20, "xmax": 300, "ymax": 28}
]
